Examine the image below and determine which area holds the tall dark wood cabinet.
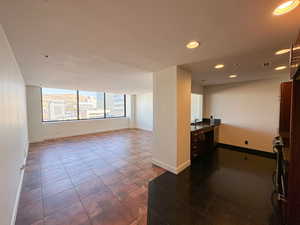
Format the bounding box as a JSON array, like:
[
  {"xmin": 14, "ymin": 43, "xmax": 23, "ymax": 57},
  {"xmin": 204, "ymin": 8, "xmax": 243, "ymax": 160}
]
[
  {"xmin": 287, "ymin": 80, "xmax": 300, "ymax": 225},
  {"xmin": 279, "ymin": 82, "xmax": 292, "ymax": 148},
  {"xmin": 281, "ymin": 31, "xmax": 300, "ymax": 225}
]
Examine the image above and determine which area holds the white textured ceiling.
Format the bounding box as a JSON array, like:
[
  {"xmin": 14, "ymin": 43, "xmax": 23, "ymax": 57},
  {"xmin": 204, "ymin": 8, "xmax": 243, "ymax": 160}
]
[{"xmin": 0, "ymin": 0, "xmax": 299, "ymax": 93}]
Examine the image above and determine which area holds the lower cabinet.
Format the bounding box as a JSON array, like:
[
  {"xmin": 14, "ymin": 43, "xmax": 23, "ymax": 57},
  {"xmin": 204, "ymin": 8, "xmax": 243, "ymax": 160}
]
[{"xmin": 191, "ymin": 128, "xmax": 216, "ymax": 159}]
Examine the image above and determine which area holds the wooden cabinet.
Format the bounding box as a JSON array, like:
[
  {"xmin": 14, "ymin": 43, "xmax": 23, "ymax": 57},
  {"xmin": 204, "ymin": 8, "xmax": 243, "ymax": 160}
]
[
  {"xmin": 287, "ymin": 80, "xmax": 300, "ymax": 225},
  {"xmin": 191, "ymin": 129, "xmax": 205, "ymax": 158},
  {"xmin": 282, "ymin": 30, "xmax": 300, "ymax": 225},
  {"xmin": 191, "ymin": 127, "xmax": 216, "ymax": 159},
  {"xmin": 279, "ymin": 82, "xmax": 292, "ymax": 148},
  {"xmin": 290, "ymin": 32, "xmax": 300, "ymax": 80}
]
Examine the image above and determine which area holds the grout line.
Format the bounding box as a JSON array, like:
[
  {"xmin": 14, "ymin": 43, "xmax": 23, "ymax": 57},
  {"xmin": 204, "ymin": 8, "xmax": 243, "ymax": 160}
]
[
  {"xmin": 62, "ymin": 160, "xmax": 93, "ymax": 225},
  {"xmin": 20, "ymin": 130, "xmax": 153, "ymax": 225}
]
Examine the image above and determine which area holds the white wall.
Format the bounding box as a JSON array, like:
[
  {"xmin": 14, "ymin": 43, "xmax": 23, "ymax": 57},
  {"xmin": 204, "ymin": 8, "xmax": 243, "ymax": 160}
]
[
  {"xmin": 191, "ymin": 94, "xmax": 203, "ymax": 122},
  {"xmin": 126, "ymin": 95, "xmax": 136, "ymax": 128},
  {"xmin": 153, "ymin": 66, "xmax": 191, "ymax": 174},
  {"xmin": 191, "ymin": 81, "xmax": 204, "ymax": 122},
  {"xmin": 204, "ymin": 77, "xmax": 289, "ymax": 152},
  {"xmin": 26, "ymin": 85, "xmax": 132, "ymax": 143},
  {"xmin": 153, "ymin": 66, "xmax": 177, "ymax": 172},
  {"xmin": 0, "ymin": 25, "xmax": 28, "ymax": 225},
  {"xmin": 135, "ymin": 93, "xmax": 153, "ymax": 131}
]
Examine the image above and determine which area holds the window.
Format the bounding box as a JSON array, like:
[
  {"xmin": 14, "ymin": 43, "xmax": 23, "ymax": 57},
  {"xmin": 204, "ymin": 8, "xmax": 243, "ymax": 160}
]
[
  {"xmin": 105, "ymin": 93, "xmax": 126, "ymax": 118},
  {"xmin": 41, "ymin": 88, "xmax": 126, "ymax": 122},
  {"xmin": 42, "ymin": 88, "xmax": 78, "ymax": 121},
  {"xmin": 191, "ymin": 93, "xmax": 203, "ymax": 123},
  {"xmin": 79, "ymin": 91, "xmax": 105, "ymax": 119}
]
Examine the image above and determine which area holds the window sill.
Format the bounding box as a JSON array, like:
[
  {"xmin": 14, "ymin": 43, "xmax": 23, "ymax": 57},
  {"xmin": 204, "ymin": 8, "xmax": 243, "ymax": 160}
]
[{"xmin": 42, "ymin": 116, "xmax": 128, "ymax": 124}]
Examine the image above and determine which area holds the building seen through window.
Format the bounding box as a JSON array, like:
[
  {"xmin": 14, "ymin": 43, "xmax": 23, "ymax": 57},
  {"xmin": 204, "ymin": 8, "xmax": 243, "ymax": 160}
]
[
  {"xmin": 42, "ymin": 88, "xmax": 125, "ymax": 122},
  {"xmin": 79, "ymin": 91, "xmax": 105, "ymax": 119},
  {"xmin": 42, "ymin": 88, "xmax": 77, "ymax": 121}
]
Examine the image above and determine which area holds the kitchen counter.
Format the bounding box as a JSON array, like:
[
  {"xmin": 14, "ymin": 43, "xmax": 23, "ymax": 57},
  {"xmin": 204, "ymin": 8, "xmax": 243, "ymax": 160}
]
[
  {"xmin": 190, "ymin": 121, "xmax": 220, "ymax": 132},
  {"xmin": 190, "ymin": 120, "xmax": 221, "ymax": 159},
  {"xmin": 191, "ymin": 123, "xmax": 217, "ymax": 132}
]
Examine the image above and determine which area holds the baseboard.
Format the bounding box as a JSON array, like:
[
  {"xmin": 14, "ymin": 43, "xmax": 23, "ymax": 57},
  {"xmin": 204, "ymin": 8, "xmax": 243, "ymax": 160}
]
[
  {"xmin": 10, "ymin": 142, "xmax": 28, "ymax": 225},
  {"xmin": 152, "ymin": 158, "xmax": 190, "ymax": 174},
  {"xmin": 152, "ymin": 158, "xmax": 177, "ymax": 173},
  {"xmin": 134, "ymin": 128, "xmax": 153, "ymax": 132},
  {"xmin": 218, "ymin": 143, "xmax": 276, "ymax": 159}
]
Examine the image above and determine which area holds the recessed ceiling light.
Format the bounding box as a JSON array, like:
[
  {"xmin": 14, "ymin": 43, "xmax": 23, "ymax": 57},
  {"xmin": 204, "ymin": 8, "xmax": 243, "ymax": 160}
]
[
  {"xmin": 229, "ymin": 74, "xmax": 237, "ymax": 78},
  {"xmin": 275, "ymin": 65, "xmax": 287, "ymax": 70},
  {"xmin": 214, "ymin": 64, "xmax": 224, "ymax": 69},
  {"xmin": 273, "ymin": 0, "xmax": 299, "ymax": 16},
  {"xmin": 186, "ymin": 41, "xmax": 199, "ymax": 49}
]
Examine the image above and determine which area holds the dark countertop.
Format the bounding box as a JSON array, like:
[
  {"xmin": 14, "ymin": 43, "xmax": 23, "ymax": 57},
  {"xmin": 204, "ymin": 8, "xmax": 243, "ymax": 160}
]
[{"xmin": 190, "ymin": 121, "xmax": 220, "ymax": 132}]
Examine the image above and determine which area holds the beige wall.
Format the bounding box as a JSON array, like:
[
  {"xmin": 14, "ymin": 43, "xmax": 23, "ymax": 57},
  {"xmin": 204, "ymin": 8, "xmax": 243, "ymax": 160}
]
[
  {"xmin": 204, "ymin": 77, "xmax": 289, "ymax": 152},
  {"xmin": 0, "ymin": 25, "xmax": 28, "ymax": 225},
  {"xmin": 177, "ymin": 67, "xmax": 191, "ymax": 167},
  {"xmin": 26, "ymin": 85, "xmax": 132, "ymax": 143},
  {"xmin": 135, "ymin": 93, "xmax": 153, "ymax": 131},
  {"xmin": 192, "ymin": 81, "xmax": 204, "ymax": 95}
]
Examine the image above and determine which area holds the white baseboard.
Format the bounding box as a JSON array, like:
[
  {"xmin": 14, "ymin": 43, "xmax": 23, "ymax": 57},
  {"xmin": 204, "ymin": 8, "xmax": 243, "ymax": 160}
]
[
  {"xmin": 152, "ymin": 158, "xmax": 190, "ymax": 175},
  {"xmin": 152, "ymin": 158, "xmax": 177, "ymax": 174},
  {"xmin": 10, "ymin": 143, "xmax": 28, "ymax": 225},
  {"xmin": 135, "ymin": 127, "xmax": 153, "ymax": 132},
  {"xmin": 176, "ymin": 160, "xmax": 191, "ymax": 174}
]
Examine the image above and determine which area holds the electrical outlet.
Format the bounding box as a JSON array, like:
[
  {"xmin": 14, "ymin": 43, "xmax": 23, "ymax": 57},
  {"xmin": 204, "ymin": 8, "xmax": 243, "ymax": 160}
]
[{"xmin": 245, "ymin": 140, "xmax": 249, "ymax": 145}]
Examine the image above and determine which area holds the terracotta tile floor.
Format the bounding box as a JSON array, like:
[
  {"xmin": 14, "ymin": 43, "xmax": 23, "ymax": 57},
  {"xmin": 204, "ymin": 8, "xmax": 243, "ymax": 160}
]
[{"xmin": 16, "ymin": 129, "xmax": 165, "ymax": 225}]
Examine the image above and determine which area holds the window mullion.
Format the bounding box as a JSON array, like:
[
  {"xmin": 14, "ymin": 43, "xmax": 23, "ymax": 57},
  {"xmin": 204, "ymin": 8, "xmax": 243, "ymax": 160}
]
[
  {"xmin": 77, "ymin": 90, "xmax": 80, "ymax": 120},
  {"xmin": 124, "ymin": 94, "xmax": 126, "ymax": 117},
  {"xmin": 104, "ymin": 92, "xmax": 106, "ymax": 118}
]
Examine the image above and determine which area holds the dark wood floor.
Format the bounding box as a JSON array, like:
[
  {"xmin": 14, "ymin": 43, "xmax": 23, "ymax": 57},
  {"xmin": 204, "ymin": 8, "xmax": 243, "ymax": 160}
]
[
  {"xmin": 16, "ymin": 129, "xmax": 165, "ymax": 225},
  {"xmin": 148, "ymin": 148, "xmax": 277, "ymax": 225}
]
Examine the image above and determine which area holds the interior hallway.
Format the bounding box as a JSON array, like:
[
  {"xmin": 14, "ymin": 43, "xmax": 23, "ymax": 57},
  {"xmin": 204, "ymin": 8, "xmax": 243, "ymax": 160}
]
[{"xmin": 16, "ymin": 129, "xmax": 165, "ymax": 225}]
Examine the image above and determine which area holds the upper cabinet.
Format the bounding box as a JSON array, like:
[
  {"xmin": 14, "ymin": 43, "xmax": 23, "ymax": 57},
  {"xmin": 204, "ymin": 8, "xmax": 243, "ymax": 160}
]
[{"xmin": 290, "ymin": 31, "xmax": 300, "ymax": 79}]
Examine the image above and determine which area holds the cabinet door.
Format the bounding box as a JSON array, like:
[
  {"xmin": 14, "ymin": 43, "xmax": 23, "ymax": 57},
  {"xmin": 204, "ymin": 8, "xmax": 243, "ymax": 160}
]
[
  {"xmin": 279, "ymin": 82, "xmax": 292, "ymax": 147},
  {"xmin": 287, "ymin": 80, "xmax": 300, "ymax": 225}
]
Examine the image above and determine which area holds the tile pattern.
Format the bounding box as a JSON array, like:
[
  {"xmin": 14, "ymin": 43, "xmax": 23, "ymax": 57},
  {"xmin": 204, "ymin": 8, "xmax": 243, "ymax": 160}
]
[
  {"xmin": 16, "ymin": 129, "xmax": 165, "ymax": 225},
  {"xmin": 147, "ymin": 148, "xmax": 277, "ymax": 225}
]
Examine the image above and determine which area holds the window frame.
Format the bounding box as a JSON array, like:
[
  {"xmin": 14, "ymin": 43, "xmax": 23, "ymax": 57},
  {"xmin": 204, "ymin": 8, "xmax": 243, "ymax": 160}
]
[
  {"xmin": 41, "ymin": 88, "xmax": 126, "ymax": 122},
  {"xmin": 105, "ymin": 92, "xmax": 127, "ymax": 119}
]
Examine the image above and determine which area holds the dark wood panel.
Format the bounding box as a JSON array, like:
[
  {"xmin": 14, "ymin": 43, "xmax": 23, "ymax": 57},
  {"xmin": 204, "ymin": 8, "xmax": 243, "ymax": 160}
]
[
  {"xmin": 290, "ymin": 31, "xmax": 300, "ymax": 80},
  {"xmin": 279, "ymin": 82, "xmax": 292, "ymax": 147},
  {"xmin": 191, "ymin": 128, "xmax": 215, "ymax": 159},
  {"xmin": 287, "ymin": 80, "xmax": 300, "ymax": 225}
]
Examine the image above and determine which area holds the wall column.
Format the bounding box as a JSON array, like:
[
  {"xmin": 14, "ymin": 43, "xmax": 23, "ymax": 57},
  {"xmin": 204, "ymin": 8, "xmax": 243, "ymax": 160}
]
[{"xmin": 153, "ymin": 66, "xmax": 191, "ymax": 174}]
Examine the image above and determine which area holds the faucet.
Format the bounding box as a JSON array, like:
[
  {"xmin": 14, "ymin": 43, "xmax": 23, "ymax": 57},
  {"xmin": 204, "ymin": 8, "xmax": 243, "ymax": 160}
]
[{"xmin": 194, "ymin": 118, "xmax": 200, "ymax": 126}]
